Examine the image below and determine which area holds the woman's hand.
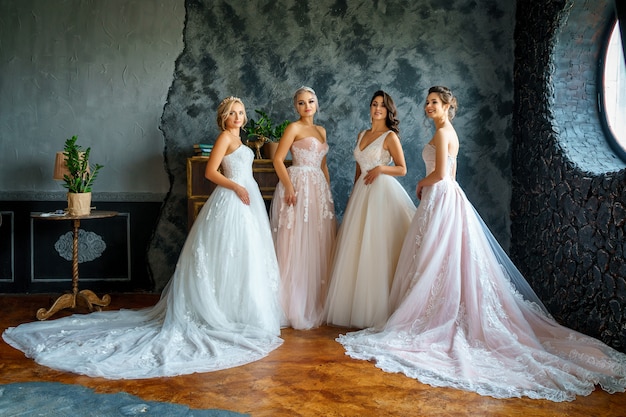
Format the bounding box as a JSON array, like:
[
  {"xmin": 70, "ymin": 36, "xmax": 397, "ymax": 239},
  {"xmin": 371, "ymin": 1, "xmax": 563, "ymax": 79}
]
[
  {"xmin": 416, "ymin": 183, "xmax": 424, "ymax": 200},
  {"xmin": 284, "ymin": 187, "xmax": 297, "ymax": 206},
  {"xmin": 235, "ymin": 185, "xmax": 250, "ymax": 205},
  {"xmin": 363, "ymin": 166, "xmax": 382, "ymax": 185}
]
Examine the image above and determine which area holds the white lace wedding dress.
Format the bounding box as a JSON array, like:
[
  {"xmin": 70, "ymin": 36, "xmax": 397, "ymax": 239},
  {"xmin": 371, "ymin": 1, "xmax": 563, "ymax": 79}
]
[
  {"xmin": 337, "ymin": 143, "xmax": 626, "ymax": 401},
  {"xmin": 3, "ymin": 145, "xmax": 284, "ymax": 379}
]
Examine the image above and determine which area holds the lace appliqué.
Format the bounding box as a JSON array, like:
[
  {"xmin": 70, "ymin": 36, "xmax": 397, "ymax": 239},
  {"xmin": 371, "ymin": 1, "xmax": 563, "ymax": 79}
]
[
  {"xmin": 334, "ymin": 142, "xmax": 626, "ymax": 403},
  {"xmin": 275, "ymin": 138, "xmax": 335, "ymax": 232},
  {"xmin": 354, "ymin": 131, "xmax": 392, "ymax": 174}
]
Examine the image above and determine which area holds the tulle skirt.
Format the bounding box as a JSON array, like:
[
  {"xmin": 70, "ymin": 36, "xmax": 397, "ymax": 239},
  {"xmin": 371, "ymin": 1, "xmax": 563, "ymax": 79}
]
[
  {"xmin": 338, "ymin": 178, "xmax": 626, "ymax": 401},
  {"xmin": 3, "ymin": 179, "xmax": 283, "ymax": 379},
  {"xmin": 325, "ymin": 174, "xmax": 416, "ymax": 329},
  {"xmin": 271, "ymin": 165, "xmax": 336, "ymax": 329}
]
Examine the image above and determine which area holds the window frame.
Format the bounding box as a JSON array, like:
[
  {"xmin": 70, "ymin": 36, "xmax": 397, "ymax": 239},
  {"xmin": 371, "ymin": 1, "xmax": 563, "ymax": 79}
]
[{"xmin": 598, "ymin": 13, "xmax": 626, "ymax": 162}]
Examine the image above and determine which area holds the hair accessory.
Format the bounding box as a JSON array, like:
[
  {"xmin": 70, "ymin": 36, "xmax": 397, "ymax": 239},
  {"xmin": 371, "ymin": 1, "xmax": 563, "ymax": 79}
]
[{"xmin": 219, "ymin": 96, "xmax": 241, "ymax": 106}]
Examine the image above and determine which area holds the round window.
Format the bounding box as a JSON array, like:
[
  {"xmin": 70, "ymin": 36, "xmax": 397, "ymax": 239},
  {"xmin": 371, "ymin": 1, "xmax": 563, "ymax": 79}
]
[{"xmin": 600, "ymin": 21, "xmax": 626, "ymax": 161}]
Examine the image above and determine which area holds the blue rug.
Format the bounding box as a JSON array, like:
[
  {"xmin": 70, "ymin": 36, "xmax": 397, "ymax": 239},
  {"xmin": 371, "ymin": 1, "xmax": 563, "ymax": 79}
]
[{"xmin": 0, "ymin": 381, "xmax": 248, "ymax": 417}]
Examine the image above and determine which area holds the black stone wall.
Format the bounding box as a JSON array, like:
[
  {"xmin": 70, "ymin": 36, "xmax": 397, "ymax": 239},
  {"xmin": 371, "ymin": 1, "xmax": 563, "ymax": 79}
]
[{"xmin": 512, "ymin": 0, "xmax": 626, "ymax": 350}]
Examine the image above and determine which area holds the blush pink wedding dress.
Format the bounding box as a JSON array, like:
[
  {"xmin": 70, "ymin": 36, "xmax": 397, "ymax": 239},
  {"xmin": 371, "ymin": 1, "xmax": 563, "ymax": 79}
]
[
  {"xmin": 337, "ymin": 143, "xmax": 626, "ymax": 401},
  {"xmin": 270, "ymin": 136, "xmax": 336, "ymax": 330}
]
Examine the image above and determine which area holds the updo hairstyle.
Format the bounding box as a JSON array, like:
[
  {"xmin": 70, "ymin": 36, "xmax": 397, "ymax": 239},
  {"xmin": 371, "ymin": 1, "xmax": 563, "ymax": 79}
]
[
  {"xmin": 427, "ymin": 86, "xmax": 458, "ymax": 120},
  {"xmin": 216, "ymin": 96, "xmax": 247, "ymax": 131}
]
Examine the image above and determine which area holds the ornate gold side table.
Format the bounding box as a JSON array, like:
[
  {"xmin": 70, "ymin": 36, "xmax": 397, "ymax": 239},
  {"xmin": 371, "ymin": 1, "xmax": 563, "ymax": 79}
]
[{"xmin": 31, "ymin": 210, "xmax": 118, "ymax": 320}]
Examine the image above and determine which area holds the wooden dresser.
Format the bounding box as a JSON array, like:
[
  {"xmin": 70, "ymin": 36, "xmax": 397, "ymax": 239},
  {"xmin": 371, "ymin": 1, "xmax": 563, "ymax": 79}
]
[{"xmin": 186, "ymin": 156, "xmax": 289, "ymax": 228}]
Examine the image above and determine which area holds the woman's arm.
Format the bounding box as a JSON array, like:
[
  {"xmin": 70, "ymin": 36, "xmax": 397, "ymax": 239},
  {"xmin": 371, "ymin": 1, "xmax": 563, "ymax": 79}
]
[
  {"xmin": 272, "ymin": 122, "xmax": 298, "ymax": 205},
  {"xmin": 363, "ymin": 132, "xmax": 407, "ymax": 185},
  {"xmin": 353, "ymin": 132, "xmax": 362, "ymax": 183},
  {"xmin": 318, "ymin": 126, "xmax": 331, "ymax": 184},
  {"xmin": 205, "ymin": 133, "xmax": 250, "ymax": 205},
  {"xmin": 321, "ymin": 155, "xmax": 331, "ymax": 184},
  {"xmin": 416, "ymin": 130, "xmax": 449, "ymax": 199}
]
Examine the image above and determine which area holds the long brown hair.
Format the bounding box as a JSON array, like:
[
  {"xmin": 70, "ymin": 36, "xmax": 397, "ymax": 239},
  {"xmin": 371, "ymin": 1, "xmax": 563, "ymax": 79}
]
[{"xmin": 370, "ymin": 90, "xmax": 400, "ymax": 135}]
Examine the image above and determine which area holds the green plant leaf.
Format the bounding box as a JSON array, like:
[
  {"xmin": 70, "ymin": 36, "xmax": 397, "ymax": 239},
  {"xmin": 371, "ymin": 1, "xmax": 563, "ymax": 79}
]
[
  {"xmin": 60, "ymin": 136, "xmax": 103, "ymax": 193},
  {"xmin": 245, "ymin": 110, "xmax": 290, "ymax": 142}
]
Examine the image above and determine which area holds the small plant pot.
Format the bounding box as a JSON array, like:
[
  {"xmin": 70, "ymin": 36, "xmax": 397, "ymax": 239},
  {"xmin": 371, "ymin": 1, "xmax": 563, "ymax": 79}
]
[
  {"xmin": 67, "ymin": 192, "xmax": 92, "ymax": 216},
  {"xmin": 263, "ymin": 142, "xmax": 280, "ymax": 160}
]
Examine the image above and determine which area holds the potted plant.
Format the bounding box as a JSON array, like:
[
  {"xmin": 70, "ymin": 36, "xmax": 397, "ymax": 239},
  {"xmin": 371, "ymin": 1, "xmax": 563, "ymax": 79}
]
[
  {"xmin": 246, "ymin": 109, "xmax": 289, "ymax": 159},
  {"xmin": 60, "ymin": 135, "xmax": 103, "ymax": 216}
]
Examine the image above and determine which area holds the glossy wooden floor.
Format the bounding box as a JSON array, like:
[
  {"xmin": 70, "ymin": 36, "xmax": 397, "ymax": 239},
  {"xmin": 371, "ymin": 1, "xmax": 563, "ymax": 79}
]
[{"xmin": 1, "ymin": 294, "xmax": 625, "ymax": 417}]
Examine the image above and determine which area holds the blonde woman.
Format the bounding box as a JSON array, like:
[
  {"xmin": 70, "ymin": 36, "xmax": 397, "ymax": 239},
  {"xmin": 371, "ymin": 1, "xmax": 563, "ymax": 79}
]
[
  {"xmin": 3, "ymin": 97, "xmax": 283, "ymax": 379},
  {"xmin": 271, "ymin": 86, "xmax": 336, "ymax": 330}
]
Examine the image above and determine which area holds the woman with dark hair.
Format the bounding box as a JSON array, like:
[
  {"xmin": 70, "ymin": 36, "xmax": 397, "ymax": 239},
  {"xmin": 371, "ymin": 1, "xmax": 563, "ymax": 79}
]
[
  {"xmin": 3, "ymin": 97, "xmax": 284, "ymax": 379},
  {"xmin": 325, "ymin": 90, "xmax": 416, "ymax": 329},
  {"xmin": 337, "ymin": 86, "xmax": 626, "ymax": 402}
]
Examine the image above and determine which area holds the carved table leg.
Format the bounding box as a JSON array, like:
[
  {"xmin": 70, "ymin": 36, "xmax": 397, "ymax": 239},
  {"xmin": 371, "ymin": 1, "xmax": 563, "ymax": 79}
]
[
  {"xmin": 71, "ymin": 219, "xmax": 80, "ymax": 295},
  {"xmin": 36, "ymin": 293, "xmax": 77, "ymax": 320},
  {"xmin": 36, "ymin": 218, "xmax": 111, "ymax": 320},
  {"xmin": 77, "ymin": 290, "xmax": 111, "ymax": 312}
]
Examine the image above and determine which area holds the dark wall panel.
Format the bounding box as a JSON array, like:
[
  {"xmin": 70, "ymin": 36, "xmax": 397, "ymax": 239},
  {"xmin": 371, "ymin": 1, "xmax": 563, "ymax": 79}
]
[{"xmin": 0, "ymin": 201, "xmax": 160, "ymax": 294}]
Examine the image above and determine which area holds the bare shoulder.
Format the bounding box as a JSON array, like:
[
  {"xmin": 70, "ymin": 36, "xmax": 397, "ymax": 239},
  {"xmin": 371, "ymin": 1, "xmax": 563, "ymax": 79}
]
[
  {"xmin": 432, "ymin": 125, "xmax": 459, "ymax": 155},
  {"xmin": 315, "ymin": 124, "xmax": 327, "ymax": 141},
  {"xmin": 430, "ymin": 128, "xmax": 448, "ymax": 147},
  {"xmin": 442, "ymin": 124, "xmax": 459, "ymax": 144},
  {"xmin": 213, "ymin": 131, "xmax": 231, "ymax": 147},
  {"xmin": 280, "ymin": 122, "xmax": 302, "ymax": 142},
  {"xmin": 386, "ymin": 130, "xmax": 400, "ymax": 141},
  {"xmin": 284, "ymin": 121, "xmax": 301, "ymax": 134},
  {"xmin": 216, "ymin": 131, "xmax": 240, "ymax": 154},
  {"xmin": 383, "ymin": 130, "xmax": 401, "ymax": 147}
]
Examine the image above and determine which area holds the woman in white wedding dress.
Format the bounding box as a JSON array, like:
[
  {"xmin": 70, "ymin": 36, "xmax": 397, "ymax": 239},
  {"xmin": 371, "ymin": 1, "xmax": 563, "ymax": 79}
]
[
  {"xmin": 337, "ymin": 86, "xmax": 626, "ymax": 401},
  {"xmin": 325, "ymin": 90, "xmax": 416, "ymax": 329},
  {"xmin": 2, "ymin": 97, "xmax": 284, "ymax": 379}
]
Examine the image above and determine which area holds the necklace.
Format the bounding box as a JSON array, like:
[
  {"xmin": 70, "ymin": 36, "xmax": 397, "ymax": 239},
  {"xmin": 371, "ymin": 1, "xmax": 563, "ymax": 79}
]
[{"xmin": 226, "ymin": 130, "xmax": 241, "ymax": 140}]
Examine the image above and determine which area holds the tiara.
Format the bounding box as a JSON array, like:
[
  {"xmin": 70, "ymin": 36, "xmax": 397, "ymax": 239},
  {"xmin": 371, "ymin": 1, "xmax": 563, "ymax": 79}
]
[
  {"xmin": 219, "ymin": 96, "xmax": 241, "ymax": 106},
  {"xmin": 296, "ymin": 86, "xmax": 316, "ymax": 95}
]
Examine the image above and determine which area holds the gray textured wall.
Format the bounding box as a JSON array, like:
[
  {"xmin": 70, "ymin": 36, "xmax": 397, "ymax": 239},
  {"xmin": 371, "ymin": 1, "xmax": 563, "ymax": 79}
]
[
  {"xmin": 0, "ymin": 0, "xmax": 517, "ymax": 291},
  {"xmin": 0, "ymin": 0, "xmax": 184, "ymax": 200},
  {"xmin": 512, "ymin": 0, "xmax": 626, "ymax": 350},
  {"xmin": 1, "ymin": 0, "xmax": 623, "ymax": 351},
  {"xmin": 150, "ymin": 0, "xmax": 517, "ymax": 288}
]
